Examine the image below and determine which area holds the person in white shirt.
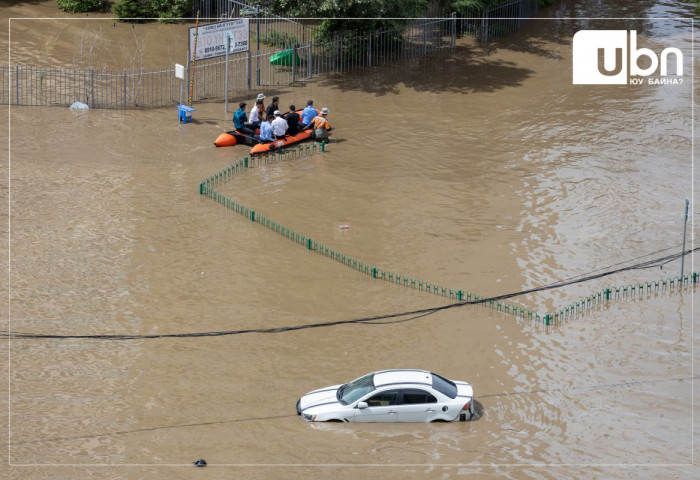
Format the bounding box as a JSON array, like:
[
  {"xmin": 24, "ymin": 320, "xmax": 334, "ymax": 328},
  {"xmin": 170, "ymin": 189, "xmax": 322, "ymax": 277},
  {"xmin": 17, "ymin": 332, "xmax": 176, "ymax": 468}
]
[
  {"xmin": 249, "ymin": 99, "xmax": 264, "ymax": 128},
  {"xmin": 271, "ymin": 110, "xmax": 288, "ymax": 139}
]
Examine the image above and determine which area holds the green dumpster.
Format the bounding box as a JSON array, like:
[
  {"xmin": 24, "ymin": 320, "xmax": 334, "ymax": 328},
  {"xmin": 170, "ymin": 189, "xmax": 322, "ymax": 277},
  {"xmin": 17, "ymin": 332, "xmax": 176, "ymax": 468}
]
[{"xmin": 270, "ymin": 49, "xmax": 301, "ymax": 66}]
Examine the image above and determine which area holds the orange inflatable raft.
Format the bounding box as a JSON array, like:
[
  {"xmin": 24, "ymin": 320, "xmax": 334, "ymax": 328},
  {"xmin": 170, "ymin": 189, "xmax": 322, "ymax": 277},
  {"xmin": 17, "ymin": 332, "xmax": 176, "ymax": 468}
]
[
  {"xmin": 249, "ymin": 129, "xmax": 316, "ymax": 156},
  {"xmin": 214, "ymin": 130, "xmax": 259, "ymax": 147},
  {"xmin": 214, "ymin": 108, "xmax": 328, "ymax": 155}
]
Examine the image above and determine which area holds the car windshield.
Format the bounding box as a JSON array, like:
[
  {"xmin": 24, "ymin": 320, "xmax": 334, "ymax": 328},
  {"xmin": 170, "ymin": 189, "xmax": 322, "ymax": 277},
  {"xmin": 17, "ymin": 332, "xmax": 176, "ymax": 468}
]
[
  {"xmin": 337, "ymin": 373, "xmax": 376, "ymax": 405},
  {"xmin": 431, "ymin": 373, "xmax": 458, "ymax": 399}
]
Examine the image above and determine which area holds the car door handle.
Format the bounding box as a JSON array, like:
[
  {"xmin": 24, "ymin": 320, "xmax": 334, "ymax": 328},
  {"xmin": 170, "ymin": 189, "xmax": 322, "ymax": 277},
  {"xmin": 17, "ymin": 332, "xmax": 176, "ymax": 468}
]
[
  {"xmin": 425, "ymin": 408, "xmax": 435, "ymax": 412},
  {"xmin": 387, "ymin": 411, "xmax": 396, "ymax": 414}
]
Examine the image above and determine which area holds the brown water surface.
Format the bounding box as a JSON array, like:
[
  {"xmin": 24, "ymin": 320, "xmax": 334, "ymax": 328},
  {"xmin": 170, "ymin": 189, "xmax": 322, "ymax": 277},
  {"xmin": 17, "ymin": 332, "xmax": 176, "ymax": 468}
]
[{"xmin": 2, "ymin": 1, "xmax": 697, "ymax": 479}]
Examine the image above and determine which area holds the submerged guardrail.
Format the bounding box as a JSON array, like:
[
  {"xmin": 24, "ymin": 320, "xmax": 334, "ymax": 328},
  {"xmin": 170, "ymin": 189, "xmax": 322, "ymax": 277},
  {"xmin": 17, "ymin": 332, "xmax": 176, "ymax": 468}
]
[{"xmin": 199, "ymin": 146, "xmax": 697, "ymax": 325}]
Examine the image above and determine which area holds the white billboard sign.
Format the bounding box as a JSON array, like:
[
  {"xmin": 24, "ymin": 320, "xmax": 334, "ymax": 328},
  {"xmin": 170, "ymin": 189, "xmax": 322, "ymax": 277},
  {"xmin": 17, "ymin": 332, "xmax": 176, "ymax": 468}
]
[{"xmin": 188, "ymin": 19, "xmax": 249, "ymax": 61}]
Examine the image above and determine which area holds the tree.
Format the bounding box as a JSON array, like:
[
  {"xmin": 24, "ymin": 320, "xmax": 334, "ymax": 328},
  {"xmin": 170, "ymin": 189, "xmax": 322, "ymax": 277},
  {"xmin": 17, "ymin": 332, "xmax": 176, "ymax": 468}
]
[
  {"xmin": 111, "ymin": 0, "xmax": 153, "ymax": 20},
  {"xmin": 450, "ymin": 0, "xmax": 551, "ymax": 16},
  {"xmin": 253, "ymin": 0, "xmax": 431, "ymax": 38},
  {"xmin": 55, "ymin": 0, "xmax": 104, "ymax": 13},
  {"xmin": 111, "ymin": 0, "xmax": 193, "ymax": 23}
]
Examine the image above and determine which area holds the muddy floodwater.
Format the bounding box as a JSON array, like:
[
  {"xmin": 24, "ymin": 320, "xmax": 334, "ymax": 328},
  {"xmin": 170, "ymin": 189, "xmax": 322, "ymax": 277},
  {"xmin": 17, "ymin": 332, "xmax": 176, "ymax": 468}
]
[{"xmin": 1, "ymin": 1, "xmax": 698, "ymax": 479}]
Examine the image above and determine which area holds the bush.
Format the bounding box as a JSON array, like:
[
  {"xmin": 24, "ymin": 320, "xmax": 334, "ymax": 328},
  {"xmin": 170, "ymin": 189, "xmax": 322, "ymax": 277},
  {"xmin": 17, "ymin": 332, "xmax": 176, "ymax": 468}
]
[
  {"xmin": 112, "ymin": 0, "xmax": 192, "ymax": 23},
  {"xmin": 262, "ymin": 30, "xmax": 300, "ymax": 48},
  {"xmin": 55, "ymin": 0, "xmax": 103, "ymax": 13},
  {"xmin": 149, "ymin": 0, "xmax": 193, "ymax": 22},
  {"xmin": 111, "ymin": 0, "xmax": 153, "ymax": 21}
]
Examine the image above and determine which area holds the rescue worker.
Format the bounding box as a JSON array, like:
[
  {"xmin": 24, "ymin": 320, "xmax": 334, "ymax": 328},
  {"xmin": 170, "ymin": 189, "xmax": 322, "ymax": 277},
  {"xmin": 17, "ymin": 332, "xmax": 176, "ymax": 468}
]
[{"xmin": 308, "ymin": 107, "xmax": 331, "ymax": 141}]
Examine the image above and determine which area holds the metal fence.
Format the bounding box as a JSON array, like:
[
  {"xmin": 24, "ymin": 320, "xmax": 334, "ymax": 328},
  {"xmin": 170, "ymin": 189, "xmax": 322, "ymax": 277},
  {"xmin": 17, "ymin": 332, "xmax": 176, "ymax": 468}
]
[
  {"xmin": 456, "ymin": 0, "xmax": 539, "ymax": 42},
  {"xmin": 0, "ymin": 1, "xmax": 538, "ymax": 109}
]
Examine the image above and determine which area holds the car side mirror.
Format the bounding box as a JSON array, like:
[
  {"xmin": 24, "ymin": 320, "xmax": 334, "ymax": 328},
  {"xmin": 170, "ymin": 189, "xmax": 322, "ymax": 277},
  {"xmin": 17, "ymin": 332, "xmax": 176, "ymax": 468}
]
[{"xmin": 356, "ymin": 401, "xmax": 368, "ymax": 409}]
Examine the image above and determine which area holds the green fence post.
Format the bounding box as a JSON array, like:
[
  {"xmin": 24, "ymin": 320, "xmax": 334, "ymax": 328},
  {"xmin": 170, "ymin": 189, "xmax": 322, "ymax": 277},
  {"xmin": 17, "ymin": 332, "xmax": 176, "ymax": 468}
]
[
  {"xmin": 372, "ymin": 267, "xmax": 377, "ymax": 278},
  {"xmin": 244, "ymin": 156, "xmax": 249, "ymax": 168},
  {"xmin": 544, "ymin": 314, "xmax": 550, "ymax": 325},
  {"xmin": 251, "ymin": 210, "xmax": 255, "ymax": 222},
  {"xmin": 199, "ymin": 182, "xmax": 204, "ymax": 194},
  {"xmin": 694, "ymin": 272, "xmax": 698, "ymax": 284},
  {"xmin": 307, "ymin": 238, "xmax": 312, "ymax": 250},
  {"xmin": 605, "ymin": 288, "xmax": 610, "ymax": 300},
  {"xmin": 321, "ymin": 141, "xmax": 326, "ymax": 152}
]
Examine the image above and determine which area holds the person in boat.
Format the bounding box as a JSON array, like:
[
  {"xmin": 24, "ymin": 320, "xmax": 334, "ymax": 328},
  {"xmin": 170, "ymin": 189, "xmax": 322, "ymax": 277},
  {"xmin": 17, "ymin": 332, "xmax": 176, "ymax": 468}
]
[
  {"xmin": 255, "ymin": 92, "xmax": 265, "ymax": 109},
  {"xmin": 266, "ymin": 96, "xmax": 280, "ymax": 120},
  {"xmin": 284, "ymin": 105, "xmax": 300, "ymax": 136},
  {"xmin": 300, "ymin": 99, "xmax": 316, "ymax": 128},
  {"xmin": 271, "ymin": 110, "xmax": 289, "ymax": 140},
  {"xmin": 233, "ymin": 102, "xmax": 255, "ymax": 135},
  {"xmin": 308, "ymin": 107, "xmax": 331, "ymax": 141},
  {"xmin": 249, "ymin": 98, "xmax": 265, "ymax": 129},
  {"xmin": 257, "ymin": 116, "xmax": 274, "ymax": 142}
]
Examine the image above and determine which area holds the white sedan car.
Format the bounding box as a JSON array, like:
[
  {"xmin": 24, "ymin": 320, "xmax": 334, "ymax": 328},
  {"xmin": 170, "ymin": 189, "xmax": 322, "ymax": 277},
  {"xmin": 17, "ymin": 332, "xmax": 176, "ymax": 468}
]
[{"xmin": 296, "ymin": 369, "xmax": 475, "ymax": 423}]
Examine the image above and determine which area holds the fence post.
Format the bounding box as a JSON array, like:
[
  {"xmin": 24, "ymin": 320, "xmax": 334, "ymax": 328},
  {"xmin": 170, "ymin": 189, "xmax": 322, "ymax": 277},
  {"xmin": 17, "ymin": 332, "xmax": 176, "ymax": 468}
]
[
  {"xmin": 481, "ymin": 13, "xmax": 488, "ymax": 43},
  {"xmin": 680, "ymin": 198, "xmax": 690, "ymax": 279},
  {"xmin": 90, "ymin": 69, "xmax": 95, "ymax": 108},
  {"xmin": 291, "ymin": 45, "xmax": 297, "ymax": 84},
  {"xmin": 307, "ymin": 40, "xmax": 312, "ymax": 78},
  {"xmin": 423, "ymin": 19, "xmax": 427, "ymax": 55},
  {"xmin": 225, "ymin": 33, "xmax": 230, "ymax": 116},
  {"xmin": 368, "ymin": 30, "xmax": 372, "ymax": 67},
  {"xmin": 451, "ymin": 12, "xmax": 457, "ymax": 49},
  {"xmin": 15, "ymin": 64, "xmax": 19, "ymax": 106},
  {"xmin": 247, "ymin": 48, "xmax": 252, "ymax": 90},
  {"xmin": 123, "ymin": 69, "xmax": 127, "ymax": 109}
]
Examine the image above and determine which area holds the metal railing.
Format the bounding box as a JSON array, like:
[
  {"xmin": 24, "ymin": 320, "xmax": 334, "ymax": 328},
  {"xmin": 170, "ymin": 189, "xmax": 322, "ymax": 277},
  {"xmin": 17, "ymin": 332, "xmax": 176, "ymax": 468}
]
[
  {"xmin": 0, "ymin": 2, "xmax": 539, "ymax": 109},
  {"xmin": 457, "ymin": 0, "xmax": 539, "ymax": 42}
]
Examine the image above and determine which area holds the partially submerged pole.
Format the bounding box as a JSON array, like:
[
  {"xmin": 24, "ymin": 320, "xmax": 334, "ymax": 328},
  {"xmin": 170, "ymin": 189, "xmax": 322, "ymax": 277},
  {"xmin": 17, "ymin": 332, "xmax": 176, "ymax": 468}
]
[
  {"xmin": 224, "ymin": 32, "xmax": 231, "ymax": 116},
  {"xmin": 680, "ymin": 198, "xmax": 690, "ymax": 279},
  {"xmin": 188, "ymin": 10, "xmax": 200, "ymax": 106}
]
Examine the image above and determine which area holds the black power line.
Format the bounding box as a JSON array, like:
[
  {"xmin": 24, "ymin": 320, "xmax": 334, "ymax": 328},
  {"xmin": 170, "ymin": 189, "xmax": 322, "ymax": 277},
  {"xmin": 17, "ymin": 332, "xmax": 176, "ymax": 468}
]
[{"xmin": 4, "ymin": 246, "xmax": 697, "ymax": 341}]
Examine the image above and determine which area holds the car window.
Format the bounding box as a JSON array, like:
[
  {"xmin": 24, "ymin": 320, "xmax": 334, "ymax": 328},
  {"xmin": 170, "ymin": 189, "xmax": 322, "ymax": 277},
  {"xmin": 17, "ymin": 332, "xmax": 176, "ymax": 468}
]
[
  {"xmin": 366, "ymin": 390, "xmax": 399, "ymax": 407},
  {"xmin": 400, "ymin": 389, "xmax": 437, "ymax": 405},
  {"xmin": 431, "ymin": 373, "xmax": 458, "ymax": 399},
  {"xmin": 338, "ymin": 373, "xmax": 376, "ymax": 405}
]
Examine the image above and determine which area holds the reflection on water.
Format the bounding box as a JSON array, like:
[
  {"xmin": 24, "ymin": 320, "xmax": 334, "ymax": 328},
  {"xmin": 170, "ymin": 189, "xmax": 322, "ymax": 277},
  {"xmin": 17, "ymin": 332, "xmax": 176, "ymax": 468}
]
[{"xmin": 5, "ymin": 0, "xmax": 696, "ymax": 477}]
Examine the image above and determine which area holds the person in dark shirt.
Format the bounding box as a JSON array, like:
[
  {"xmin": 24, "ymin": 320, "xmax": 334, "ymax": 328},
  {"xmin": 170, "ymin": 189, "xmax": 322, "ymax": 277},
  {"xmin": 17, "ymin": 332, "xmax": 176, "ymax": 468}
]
[
  {"xmin": 284, "ymin": 104, "xmax": 300, "ymax": 135},
  {"xmin": 233, "ymin": 102, "xmax": 255, "ymax": 135},
  {"xmin": 266, "ymin": 96, "xmax": 280, "ymax": 120}
]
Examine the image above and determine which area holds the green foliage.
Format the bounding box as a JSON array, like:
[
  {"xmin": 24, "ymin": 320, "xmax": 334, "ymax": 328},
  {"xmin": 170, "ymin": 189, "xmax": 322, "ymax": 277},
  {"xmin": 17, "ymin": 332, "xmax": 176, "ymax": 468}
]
[
  {"xmin": 149, "ymin": 0, "xmax": 193, "ymax": 21},
  {"xmin": 261, "ymin": 30, "xmax": 300, "ymax": 48},
  {"xmin": 252, "ymin": 0, "xmax": 430, "ymax": 38},
  {"xmin": 450, "ymin": 0, "xmax": 489, "ymax": 14},
  {"xmin": 55, "ymin": 0, "xmax": 103, "ymax": 13},
  {"xmin": 451, "ymin": 0, "xmax": 548, "ymax": 15},
  {"xmin": 112, "ymin": 0, "xmax": 192, "ymax": 23},
  {"xmin": 111, "ymin": 0, "xmax": 153, "ymax": 21}
]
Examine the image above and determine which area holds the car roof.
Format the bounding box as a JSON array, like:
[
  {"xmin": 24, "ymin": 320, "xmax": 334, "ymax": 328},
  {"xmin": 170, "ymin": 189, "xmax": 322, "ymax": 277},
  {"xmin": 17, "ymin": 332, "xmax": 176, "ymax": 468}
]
[{"xmin": 373, "ymin": 369, "xmax": 433, "ymax": 387}]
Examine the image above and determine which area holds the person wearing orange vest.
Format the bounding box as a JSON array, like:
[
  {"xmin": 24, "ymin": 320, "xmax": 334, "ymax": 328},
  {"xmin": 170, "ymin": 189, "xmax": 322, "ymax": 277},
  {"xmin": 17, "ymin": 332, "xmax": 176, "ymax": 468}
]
[{"xmin": 309, "ymin": 107, "xmax": 331, "ymax": 140}]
